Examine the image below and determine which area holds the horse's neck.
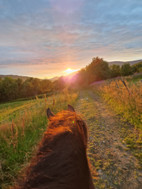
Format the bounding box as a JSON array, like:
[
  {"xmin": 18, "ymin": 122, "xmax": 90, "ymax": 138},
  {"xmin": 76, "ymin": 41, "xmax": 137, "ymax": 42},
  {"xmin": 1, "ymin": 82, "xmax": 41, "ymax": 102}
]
[{"xmin": 24, "ymin": 130, "xmax": 91, "ymax": 189}]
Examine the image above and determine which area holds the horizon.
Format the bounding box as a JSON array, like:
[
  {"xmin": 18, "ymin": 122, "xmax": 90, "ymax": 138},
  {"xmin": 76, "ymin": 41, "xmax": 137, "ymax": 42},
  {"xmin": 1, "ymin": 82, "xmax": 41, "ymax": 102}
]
[
  {"xmin": 0, "ymin": 0, "xmax": 142, "ymax": 78},
  {"xmin": 0, "ymin": 58, "xmax": 142, "ymax": 79}
]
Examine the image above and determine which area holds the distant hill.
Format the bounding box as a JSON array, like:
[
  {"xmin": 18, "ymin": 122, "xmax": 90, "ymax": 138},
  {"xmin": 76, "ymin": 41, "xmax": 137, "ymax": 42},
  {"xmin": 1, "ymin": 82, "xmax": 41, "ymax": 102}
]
[
  {"xmin": 50, "ymin": 76, "xmax": 60, "ymax": 82},
  {"xmin": 0, "ymin": 75, "xmax": 32, "ymax": 81},
  {"xmin": 50, "ymin": 71, "xmax": 79, "ymax": 82},
  {"xmin": 109, "ymin": 59, "xmax": 142, "ymax": 66}
]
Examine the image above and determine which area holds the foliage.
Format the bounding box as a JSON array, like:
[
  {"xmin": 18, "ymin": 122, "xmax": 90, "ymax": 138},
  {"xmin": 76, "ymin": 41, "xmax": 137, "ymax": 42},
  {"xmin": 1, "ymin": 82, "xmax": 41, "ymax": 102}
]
[
  {"xmin": 110, "ymin": 64, "xmax": 121, "ymax": 77},
  {"xmin": 86, "ymin": 57, "xmax": 110, "ymax": 83},
  {"xmin": 131, "ymin": 61, "xmax": 142, "ymax": 73},
  {"xmin": 75, "ymin": 57, "xmax": 111, "ymax": 88},
  {"xmin": 0, "ymin": 77, "xmax": 53, "ymax": 103},
  {"xmin": 76, "ymin": 68, "xmax": 89, "ymax": 87},
  {"xmin": 52, "ymin": 77, "xmax": 66, "ymax": 91},
  {"xmin": 69, "ymin": 57, "xmax": 141, "ymax": 89},
  {"xmin": 120, "ymin": 63, "xmax": 133, "ymax": 76}
]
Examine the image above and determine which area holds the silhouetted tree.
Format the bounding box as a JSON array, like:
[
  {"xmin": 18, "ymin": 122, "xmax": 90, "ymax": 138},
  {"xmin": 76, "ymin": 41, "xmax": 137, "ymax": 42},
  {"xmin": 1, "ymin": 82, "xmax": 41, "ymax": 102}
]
[{"xmin": 86, "ymin": 57, "xmax": 110, "ymax": 83}]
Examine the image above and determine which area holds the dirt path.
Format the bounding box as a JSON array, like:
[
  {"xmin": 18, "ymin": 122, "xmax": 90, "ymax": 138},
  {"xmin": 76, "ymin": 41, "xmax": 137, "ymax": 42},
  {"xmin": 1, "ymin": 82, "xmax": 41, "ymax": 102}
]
[{"xmin": 75, "ymin": 90, "xmax": 142, "ymax": 189}]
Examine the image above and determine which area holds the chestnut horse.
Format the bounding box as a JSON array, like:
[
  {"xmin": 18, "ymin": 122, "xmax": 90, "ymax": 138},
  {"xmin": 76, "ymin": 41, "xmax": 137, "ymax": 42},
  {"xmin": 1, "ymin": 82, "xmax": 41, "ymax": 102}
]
[{"xmin": 13, "ymin": 105, "xmax": 94, "ymax": 189}]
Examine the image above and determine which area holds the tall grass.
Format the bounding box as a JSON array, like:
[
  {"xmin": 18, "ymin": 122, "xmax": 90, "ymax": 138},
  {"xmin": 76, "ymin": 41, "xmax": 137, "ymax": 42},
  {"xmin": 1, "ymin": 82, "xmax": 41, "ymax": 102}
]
[
  {"xmin": 92, "ymin": 79, "xmax": 142, "ymax": 165},
  {"xmin": 0, "ymin": 90, "xmax": 78, "ymax": 189},
  {"xmin": 94, "ymin": 79, "xmax": 142, "ymax": 128}
]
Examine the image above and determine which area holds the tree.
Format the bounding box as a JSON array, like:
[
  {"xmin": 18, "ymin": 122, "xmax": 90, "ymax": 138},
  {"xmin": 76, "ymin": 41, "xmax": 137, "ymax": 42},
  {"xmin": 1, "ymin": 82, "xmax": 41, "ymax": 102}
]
[
  {"xmin": 76, "ymin": 68, "xmax": 88, "ymax": 87},
  {"xmin": 86, "ymin": 57, "xmax": 110, "ymax": 83},
  {"xmin": 0, "ymin": 77, "xmax": 17, "ymax": 101},
  {"xmin": 131, "ymin": 62, "xmax": 142, "ymax": 73},
  {"xmin": 53, "ymin": 77, "xmax": 66, "ymax": 91},
  {"xmin": 120, "ymin": 63, "xmax": 132, "ymax": 76},
  {"xmin": 0, "ymin": 77, "xmax": 54, "ymax": 102},
  {"xmin": 110, "ymin": 64, "xmax": 121, "ymax": 78},
  {"xmin": 40, "ymin": 79, "xmax": 52, "ymax": 93},
  {"xmin": 15, "ymin": 78, "xmax": 23, "ymax": 98}
]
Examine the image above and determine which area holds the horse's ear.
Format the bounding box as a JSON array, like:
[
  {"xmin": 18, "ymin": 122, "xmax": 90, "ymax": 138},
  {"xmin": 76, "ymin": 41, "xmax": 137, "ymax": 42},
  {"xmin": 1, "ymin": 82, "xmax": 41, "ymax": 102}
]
[
  {"xmin": 46, "ymin": 108, "xmax": 55, "ymax": 120},
  {"xmin": 68, "ymin": 104, "xmax": 75, "ymax": 112}
]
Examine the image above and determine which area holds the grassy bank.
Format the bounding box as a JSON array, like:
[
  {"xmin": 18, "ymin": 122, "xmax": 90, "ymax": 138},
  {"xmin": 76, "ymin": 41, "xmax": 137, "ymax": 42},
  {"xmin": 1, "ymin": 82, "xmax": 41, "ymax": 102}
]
[{"xmin": 0, "ymin": 89, "xmax": 78, "ymax": 189}]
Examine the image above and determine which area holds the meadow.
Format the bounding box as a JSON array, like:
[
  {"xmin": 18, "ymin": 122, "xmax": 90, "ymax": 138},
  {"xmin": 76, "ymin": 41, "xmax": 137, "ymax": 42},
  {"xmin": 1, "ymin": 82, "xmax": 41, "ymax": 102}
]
[{"xmin": 0, "ymin": 90, "xmax": 78, "ymax": 189}]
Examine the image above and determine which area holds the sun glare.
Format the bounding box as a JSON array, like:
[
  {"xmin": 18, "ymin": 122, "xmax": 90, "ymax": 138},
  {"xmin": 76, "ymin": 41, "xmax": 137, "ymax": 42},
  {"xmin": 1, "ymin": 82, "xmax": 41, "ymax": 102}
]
[{"xmin": 64, "ymin": 68, "xmax": 74, "ymax": 75}]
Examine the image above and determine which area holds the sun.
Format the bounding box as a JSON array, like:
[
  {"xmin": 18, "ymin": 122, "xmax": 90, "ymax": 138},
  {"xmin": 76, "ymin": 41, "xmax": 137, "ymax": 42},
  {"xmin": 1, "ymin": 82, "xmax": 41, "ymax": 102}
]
[{"xmin": 64, "ymin": 68, "xmax": 74, "ymax": 75}]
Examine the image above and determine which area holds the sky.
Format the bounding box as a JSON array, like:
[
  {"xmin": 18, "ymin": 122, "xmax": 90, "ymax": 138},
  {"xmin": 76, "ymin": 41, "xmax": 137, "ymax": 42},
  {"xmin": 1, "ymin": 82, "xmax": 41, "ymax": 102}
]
[{"xmin": 0, "ymin": 0, "xmax": 142, "ymax": 78}]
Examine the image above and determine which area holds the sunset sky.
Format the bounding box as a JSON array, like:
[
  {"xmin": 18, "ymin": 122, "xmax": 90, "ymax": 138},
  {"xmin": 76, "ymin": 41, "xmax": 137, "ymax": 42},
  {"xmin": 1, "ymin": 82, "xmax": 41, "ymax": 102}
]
[{"xmin": 0, "ymin": 0, "xmax": 142, "ymax": 78}]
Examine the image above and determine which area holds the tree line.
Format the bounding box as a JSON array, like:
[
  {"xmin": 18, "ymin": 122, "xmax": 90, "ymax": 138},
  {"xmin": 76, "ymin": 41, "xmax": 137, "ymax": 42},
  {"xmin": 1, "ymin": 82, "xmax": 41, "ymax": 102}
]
[
  {"xmin": 0, "ymin": 57, "xmax": 142, "ymax": 102},
  {"xmin": 70, "ymin": 57, "xmax": 142, "ymax": 88},
  {"xmin": 0, "ymin": 77, "xmax": 55, "ymax": 102}
]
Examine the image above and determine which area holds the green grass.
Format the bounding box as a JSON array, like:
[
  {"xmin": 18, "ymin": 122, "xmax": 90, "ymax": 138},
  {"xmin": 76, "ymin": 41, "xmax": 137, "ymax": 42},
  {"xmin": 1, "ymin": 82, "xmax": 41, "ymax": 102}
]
[
  {"xmin": 0, "ymin": 90, "xmax": 78, "ymax": 189},
  {"xmin": 0, "ymin": 99, "xmax": 38, "ymax": 123}
]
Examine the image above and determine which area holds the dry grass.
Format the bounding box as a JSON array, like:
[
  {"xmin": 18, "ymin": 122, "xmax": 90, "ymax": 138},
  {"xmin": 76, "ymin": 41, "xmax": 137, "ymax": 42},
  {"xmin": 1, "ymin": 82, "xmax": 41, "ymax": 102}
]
[{"xmin": 94, "ymin": 79, "xmax": 142, "ymax": 128}]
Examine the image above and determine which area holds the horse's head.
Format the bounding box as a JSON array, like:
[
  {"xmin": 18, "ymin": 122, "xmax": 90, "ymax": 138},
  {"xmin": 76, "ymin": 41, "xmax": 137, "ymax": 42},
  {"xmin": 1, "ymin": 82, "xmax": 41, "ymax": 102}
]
[
  {"xmin": 46, "ymin": 105, "xmax": 88, "ymax": 148},
  {"xmin": 46, "ymin": 105, "xmax": 94, "ymax": 189}
]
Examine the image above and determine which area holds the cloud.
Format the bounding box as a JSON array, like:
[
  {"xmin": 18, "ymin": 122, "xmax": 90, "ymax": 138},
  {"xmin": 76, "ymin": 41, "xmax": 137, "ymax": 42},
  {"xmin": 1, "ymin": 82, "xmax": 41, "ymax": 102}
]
[{"xmin": 0, "ymin": 0, "xmax": 142, "ymax": 77}]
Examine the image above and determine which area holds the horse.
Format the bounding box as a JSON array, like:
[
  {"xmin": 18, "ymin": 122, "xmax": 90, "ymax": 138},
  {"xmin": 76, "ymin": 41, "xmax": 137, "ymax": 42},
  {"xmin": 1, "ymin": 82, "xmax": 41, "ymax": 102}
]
[{"xmin": 13, "ymin": 105, "xmax": 94, "ymax": 189}]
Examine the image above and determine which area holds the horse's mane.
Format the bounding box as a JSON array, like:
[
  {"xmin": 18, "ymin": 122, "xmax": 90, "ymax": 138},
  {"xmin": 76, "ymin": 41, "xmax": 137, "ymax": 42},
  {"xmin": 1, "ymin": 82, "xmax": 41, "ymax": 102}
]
[{"xmin": 12, "ymin": 110, "xmax": 94, "ymax": 189}]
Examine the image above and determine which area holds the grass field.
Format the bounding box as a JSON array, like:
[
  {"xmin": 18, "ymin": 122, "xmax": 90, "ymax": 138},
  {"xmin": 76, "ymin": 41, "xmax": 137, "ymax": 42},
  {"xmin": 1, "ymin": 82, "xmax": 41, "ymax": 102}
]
[{"xmin": 0, "ymin": 90, "xmax": 78, "ymax": 189}]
